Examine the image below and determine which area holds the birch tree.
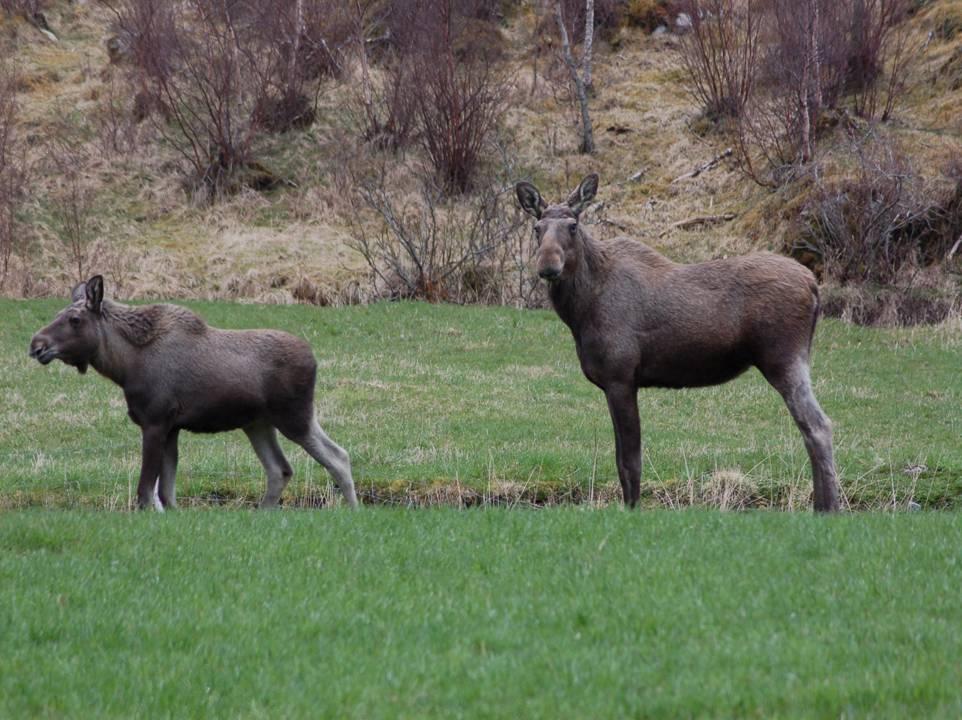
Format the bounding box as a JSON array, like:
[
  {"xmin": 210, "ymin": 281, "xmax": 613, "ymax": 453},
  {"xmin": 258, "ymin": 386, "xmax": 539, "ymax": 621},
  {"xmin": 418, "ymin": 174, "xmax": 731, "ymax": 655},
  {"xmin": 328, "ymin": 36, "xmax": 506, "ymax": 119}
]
[{"xmin": 553, "ymin": 0, "xmax": 595, "ymax": 154}]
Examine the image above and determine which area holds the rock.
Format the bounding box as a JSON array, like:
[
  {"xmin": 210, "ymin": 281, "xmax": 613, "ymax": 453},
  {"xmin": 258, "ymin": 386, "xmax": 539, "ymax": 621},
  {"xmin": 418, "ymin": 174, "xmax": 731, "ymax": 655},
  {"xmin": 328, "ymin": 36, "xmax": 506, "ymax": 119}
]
[
  {"xmin": 675, "ymin": 13, "xmax": 692, "ymax": 31},
  {"xmin": 106, "ymin": 33, "xmax": 134, "ymax": 64},
  {"xmin": 31, "ymin": 12, "xmax": 58, "ymax": 42},
  {"xmin": 652, "ymin": 25, "xmax": 668, "ymax": 36}
]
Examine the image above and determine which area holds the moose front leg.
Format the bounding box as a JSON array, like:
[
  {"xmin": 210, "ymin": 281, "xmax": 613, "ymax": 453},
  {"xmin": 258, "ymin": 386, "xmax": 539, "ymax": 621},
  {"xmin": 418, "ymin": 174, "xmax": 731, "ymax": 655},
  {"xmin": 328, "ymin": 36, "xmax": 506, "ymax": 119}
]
[
  {"xmin": 605, "ymin": 383, "xmax": 641, "ymax": 508},
  {"xmin": 137, "ymin": 425, "xmax": 167, "ymax": 511}
]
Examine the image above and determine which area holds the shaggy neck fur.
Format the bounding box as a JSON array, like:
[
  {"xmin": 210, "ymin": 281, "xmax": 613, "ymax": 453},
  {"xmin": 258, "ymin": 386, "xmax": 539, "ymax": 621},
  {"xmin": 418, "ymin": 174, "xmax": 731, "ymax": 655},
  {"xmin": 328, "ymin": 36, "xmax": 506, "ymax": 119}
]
[{"xmin": 93, "ymin": 300, "xmax": 206, "ymax": 386}]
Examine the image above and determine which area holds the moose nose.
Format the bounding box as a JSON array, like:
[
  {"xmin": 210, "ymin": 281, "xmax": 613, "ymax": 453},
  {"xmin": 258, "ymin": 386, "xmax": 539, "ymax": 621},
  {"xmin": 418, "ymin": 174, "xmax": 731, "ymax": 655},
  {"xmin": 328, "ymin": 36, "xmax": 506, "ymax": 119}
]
[
  {"xmin": 29, "ymin": 336, "xmax": 48, "ymax": 360},
  {"xmin": 539, "ymin": 267, "xmax": 561, "ymax": 281}
]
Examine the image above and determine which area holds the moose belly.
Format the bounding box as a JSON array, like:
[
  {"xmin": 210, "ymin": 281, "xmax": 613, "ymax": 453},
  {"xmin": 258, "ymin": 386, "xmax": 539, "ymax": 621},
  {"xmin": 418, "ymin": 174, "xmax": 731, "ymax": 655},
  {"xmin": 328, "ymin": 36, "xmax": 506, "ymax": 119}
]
[
  {"xmin": 637, "ymin": 347, "xmax": 752, "ymax": 389},
  {"xmin": 176, "ymin": 395, "xmax": 265, "ymax": 434}
]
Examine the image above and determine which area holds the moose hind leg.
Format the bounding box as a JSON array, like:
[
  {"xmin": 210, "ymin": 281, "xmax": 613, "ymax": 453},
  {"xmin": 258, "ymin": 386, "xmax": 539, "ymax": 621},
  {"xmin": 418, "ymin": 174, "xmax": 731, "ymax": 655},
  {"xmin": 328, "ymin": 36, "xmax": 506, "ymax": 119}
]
[
  {"xmin": 244, "ymin": 424, "xmax": 293, "ymax": 509},
  {"xmin": 138, "ymin": 426, "xmax": 167, "ymax": 511},
  {"xmin": 769, "ymin": 364, "xmax": 840, "ymax": 512},
  {"xmin": 157, "ymin": 429, "xmax": 180, "ymax": 509},
  {"xmin": 292, "ymin": 418, "xmax": 358, "ymax": 508}
]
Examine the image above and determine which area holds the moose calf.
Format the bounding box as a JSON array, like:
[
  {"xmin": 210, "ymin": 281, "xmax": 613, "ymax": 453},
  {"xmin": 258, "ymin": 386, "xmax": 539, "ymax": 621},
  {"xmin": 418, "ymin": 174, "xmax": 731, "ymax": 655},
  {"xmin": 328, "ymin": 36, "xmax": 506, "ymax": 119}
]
[
  {"xmin": 516, "ymin": 174, "xmax": 840, "ymax": 512},
  {"xmin": 30, "ymin": 276, "xmax": 358, "ymax": 510}
]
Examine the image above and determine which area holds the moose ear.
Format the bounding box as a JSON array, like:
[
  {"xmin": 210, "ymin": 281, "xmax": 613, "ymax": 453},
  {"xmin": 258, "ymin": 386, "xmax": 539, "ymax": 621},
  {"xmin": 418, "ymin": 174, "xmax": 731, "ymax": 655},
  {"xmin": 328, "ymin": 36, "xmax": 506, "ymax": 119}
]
[
  {"xmin": 85, "ymin": 275, "xmax": 104, "ymax": 313},
  {"xmin": 70, "ymin": 281, "xmax": 86, "ymax": 303},
  {"xmin": 516, "ymin": 181, "xmax": 547, "ymax": 219},
  {"xmin": 565, "ymin": 173, "xmax": 599, "ymax": 216}
]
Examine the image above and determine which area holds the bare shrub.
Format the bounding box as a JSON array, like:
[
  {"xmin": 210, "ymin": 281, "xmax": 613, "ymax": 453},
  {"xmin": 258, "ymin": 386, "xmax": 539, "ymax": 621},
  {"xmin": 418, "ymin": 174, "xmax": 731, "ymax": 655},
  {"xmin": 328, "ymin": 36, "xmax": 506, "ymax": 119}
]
[
  {"xmin": 757, "ymin": 0, "xmax": 917, "ymax": 152},
  {"xmin": 351, "ymin": 3, "xmax": 441, "ymax": 154},
  {"xmin": 347, "ymin": 166, "xmax": 539, "ymax": 306},
  {"xmin": 354, "ymin": 60, "xmax": 419, "ymax": 153},
  {"xmin": 798, "ymin": 134, "xmax": 958, "ymax": 288},
  {"xmin": 105, "ymin": 0, "xmax": 340, "ymax": 198},
  {"xmin": 288, "ymin": 0, "xmax": 355, "ymax": 80},
  {"xmin": 104, "ymin": 0, "xmax": 257, "ymax": 198},
  {"xmin": 43, "ymin": 128, "xmax": 99, "ymax": 283},
  {"xmin": 678, "ymin": 0, "xmax": 762, "ymax": 121},
  {"xmin": 413, "ymin": 7, "xmax": 507, "ymax": 192},
  {"xmin": 247, "ymin": 0, "xmax": 353, "ymax": 132},
  {"xmin": 0, "ymin": 60, "xmax": 27, "ymax": 290},
  {"xmin": 680, "ymin": 0, "xmax": 920, "ymax": 184},
  {"xmin": 91, "ymin": 71, "xmax": 142, "ymax": 157},
  {"xmin": 679, "ymin": 0, "xmax": 815, "ymax": 179},
  {"xmin": 846, "ymin": 0, "xmax": 918, "ymax": 122},
  {"xmin": 346, "ymin": 1, "xmax": 417, "ymax": 152},
  {"xmin": 353, "ymin": 0, "xmax": 508, "ymax": 190}
]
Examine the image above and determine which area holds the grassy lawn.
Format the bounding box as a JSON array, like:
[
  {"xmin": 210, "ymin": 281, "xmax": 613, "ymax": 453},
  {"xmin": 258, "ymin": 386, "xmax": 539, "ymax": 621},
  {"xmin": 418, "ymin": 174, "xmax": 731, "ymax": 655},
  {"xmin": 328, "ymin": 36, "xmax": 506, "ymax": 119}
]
[
  {"xmin": 0, "ymin": 299, "xmax": 960, "ymax": 509},
  {"xmin": 2, "ymin": 301, "xmax": 961, "ymax": 717},
  {"xmin": 1, "ymin": 509, "xmax": 960, "ymax": 718}
]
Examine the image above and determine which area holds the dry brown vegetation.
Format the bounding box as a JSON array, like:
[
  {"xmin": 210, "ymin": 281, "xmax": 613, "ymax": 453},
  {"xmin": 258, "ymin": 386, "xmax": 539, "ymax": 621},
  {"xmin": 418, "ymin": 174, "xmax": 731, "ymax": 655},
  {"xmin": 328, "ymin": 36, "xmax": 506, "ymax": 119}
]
[
  {"xmin": 0, "ymin": 57, "xmax": 27, "ymax": 289},
  {"xmin": 0, "ymin": 0, "xmax": 959, "ymax": 322},
  {"xmin": 675, "ymin": 0, "xmax": 961, "ymax": 321}
]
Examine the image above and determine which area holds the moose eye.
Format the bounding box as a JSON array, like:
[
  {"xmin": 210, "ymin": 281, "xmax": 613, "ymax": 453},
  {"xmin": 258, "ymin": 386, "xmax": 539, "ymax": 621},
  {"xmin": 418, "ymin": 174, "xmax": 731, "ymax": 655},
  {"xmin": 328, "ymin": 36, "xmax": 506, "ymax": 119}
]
[
  {"xmin": 568, "ymin": 222, "xmax": 578, "ymax": 234},
  {"xmin": 69, "ymin": 316, "xmax": 81, "ymax": 327}
]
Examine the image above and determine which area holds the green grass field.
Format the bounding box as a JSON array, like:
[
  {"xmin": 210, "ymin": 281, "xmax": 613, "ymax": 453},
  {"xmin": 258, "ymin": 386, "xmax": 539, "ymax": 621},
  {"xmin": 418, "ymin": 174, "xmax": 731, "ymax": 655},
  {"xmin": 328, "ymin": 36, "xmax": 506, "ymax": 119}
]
[
  {"xmin": 0, "ymin": 299, "xmax": 959, "ymax": 509},
  {"xmin": 2, "ymin": 299, "xmax": 961, "ymax": 716},
  {"xmin": 2, "ymin": 509, "xmax": 961, "ymax": 718}
]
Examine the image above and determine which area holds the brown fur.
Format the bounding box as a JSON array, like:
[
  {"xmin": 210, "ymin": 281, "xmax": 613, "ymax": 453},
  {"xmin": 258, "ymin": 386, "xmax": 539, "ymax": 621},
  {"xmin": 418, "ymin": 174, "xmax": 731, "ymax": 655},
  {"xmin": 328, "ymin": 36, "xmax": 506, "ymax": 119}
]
[
  {"xmin": 29, "ymin": 277, "xmax": 358, "ymax": 510},
  {"xmin": 103, "ymin": 302, "xmax": 207, "ymax": 347},
  {"xmin": 517, "ymin": 175, "xmax": 840, "ymax": 511}
]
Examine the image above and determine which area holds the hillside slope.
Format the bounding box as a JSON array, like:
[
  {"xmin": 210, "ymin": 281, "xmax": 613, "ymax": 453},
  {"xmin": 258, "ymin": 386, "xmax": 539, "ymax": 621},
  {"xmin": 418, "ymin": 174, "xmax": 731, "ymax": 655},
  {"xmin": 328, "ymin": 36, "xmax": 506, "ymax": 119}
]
[{"xmin": 2, "ymin": 1, "xmax": 961, "ymax": 305}]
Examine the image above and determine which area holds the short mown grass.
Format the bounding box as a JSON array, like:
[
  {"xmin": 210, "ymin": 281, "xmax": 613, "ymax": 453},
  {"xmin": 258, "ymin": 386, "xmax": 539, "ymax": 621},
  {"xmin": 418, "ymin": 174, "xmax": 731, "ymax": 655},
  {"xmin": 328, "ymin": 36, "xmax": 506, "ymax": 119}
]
[
  {"xmin": 1, "ymin": 509, "xmax": 961, "ymax": 718},
  {"xmin": 0, "ymin": 299, "xmax": 960, "ymax": 509}
]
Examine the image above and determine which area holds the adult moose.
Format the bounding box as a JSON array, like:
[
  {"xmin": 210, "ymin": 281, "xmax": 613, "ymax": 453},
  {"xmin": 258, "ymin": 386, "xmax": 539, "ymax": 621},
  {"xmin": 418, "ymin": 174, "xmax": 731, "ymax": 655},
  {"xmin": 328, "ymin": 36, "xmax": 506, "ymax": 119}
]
[
  {"xmin": 29, "ymin": 276, "xmax": 358, "ymax": 511},
  {"xmin": 516, "ymin": 174, "xmax": 839, "ymax": 512}
]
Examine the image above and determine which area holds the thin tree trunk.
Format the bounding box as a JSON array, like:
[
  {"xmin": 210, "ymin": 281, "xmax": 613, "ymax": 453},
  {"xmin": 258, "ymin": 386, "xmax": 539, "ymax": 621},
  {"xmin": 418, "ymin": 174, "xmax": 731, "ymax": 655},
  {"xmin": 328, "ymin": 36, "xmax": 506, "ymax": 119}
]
[
  {"xmin": 800, "ymin": 63, "xmax": 811, "ymax": 163},
  {"xmin": 289, "ymin": 0, "xmax": 304, "ymax": 95},
  {"xmin": 811, "ymin": 0, "xmax": 822, "ymax": 109},
  {"xmin": 800, "ymin": 0, "xmax": 816, "ymax": 163},
  {"xmin": 353, "ymin": 0, "xmax": 376, "ymax": 123},
  {"xmin": 553, "ymin": 0, "xmax": 594, "ymax": 154},
  {"xmin": 583, "ymin": 0, "xmax": 594, "ymax": 93}
]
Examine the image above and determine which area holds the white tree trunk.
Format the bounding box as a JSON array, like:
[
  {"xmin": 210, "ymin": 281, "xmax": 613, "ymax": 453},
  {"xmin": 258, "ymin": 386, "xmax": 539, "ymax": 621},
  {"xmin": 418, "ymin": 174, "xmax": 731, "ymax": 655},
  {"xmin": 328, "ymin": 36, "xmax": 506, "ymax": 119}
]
[
  {"xmin": 583, "ymin": 0, "xmax": 594, "ymax": 92},
  {"xmin": 289, "ymin": 0, "xmax": 304, "ymax": 94},
  {"xmin": 553, "ymin": 0, "xmax": 594, "ymax": 154}
]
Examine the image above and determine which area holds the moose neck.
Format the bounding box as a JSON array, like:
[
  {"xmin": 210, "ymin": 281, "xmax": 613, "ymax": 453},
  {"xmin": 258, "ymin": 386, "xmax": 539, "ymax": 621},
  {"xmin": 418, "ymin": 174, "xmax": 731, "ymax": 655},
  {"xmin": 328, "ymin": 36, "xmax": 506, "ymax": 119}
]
[
  {"xmin": 89, "ymin": 302, "xmax": 136, "ymax": 388},
  {"xmin": 91, "ymin": 328, "xmax": 129, "ymax": 387},
  {"xmin": 548, "ymin": 226, "xmax": 606, "ymax": 334}
]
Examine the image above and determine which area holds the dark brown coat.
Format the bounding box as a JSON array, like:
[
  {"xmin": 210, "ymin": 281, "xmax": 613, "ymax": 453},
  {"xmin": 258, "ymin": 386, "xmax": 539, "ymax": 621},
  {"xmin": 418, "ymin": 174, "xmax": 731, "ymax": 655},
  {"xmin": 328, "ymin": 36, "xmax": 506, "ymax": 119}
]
[
  {"xmin": 517, "ymin": 174, "xmax": 839, "ymax": 511},
  {"xmin": 30, "ymin": 276, "xmax": 357, "ymax": 510}
]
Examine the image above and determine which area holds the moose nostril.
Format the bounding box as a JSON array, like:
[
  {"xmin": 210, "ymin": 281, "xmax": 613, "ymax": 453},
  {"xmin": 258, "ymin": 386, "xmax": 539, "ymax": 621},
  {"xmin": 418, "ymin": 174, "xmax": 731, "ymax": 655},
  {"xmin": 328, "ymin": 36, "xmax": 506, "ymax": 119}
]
[{"xmin": 539, "ymin": 268, "xmax": 561, "ymax": 280}]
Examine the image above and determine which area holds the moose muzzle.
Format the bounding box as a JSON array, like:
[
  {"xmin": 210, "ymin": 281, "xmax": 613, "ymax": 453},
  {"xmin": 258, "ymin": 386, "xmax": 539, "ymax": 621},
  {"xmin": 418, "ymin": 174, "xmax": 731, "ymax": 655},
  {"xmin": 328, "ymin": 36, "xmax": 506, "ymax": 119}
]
[{"xmin": 29, "ymin": 335, "xmax": 57, "ymax": 365}]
